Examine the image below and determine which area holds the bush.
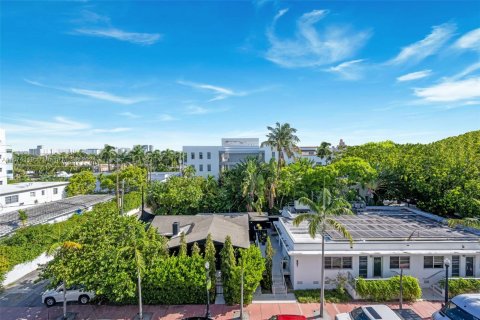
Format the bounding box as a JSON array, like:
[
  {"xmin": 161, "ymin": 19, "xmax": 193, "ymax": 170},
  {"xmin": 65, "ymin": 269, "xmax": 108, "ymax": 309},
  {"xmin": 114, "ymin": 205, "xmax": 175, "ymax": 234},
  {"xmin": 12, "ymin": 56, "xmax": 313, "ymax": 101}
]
[
  {"xmin": 294, "ymin": 289, "xmax": 351, "ymax": 303},
  {"xmin": 355, "ymin": 276, "xmax": 421, "ymax": 301},
  {"xmin": 440, "ymin": 278, "xmax": 480, "ymax": 297}
]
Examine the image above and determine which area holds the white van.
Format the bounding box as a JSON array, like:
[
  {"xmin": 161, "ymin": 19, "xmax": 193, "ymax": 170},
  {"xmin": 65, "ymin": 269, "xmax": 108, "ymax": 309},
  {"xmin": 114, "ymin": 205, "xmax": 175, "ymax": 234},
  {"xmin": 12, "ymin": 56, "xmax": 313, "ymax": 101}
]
[{"xmin": 433, "ymin": 294, "xmax": 480, "ymax": 320}]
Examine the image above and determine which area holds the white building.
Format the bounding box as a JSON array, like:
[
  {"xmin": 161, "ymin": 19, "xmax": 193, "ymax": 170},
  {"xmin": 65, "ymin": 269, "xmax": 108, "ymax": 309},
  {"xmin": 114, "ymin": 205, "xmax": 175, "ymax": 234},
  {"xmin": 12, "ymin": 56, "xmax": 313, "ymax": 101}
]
[
  {"xmin": 0, "ymin": 128, "xmax": 13, "ymax": 186},
  {"xmin": 183, "ymin": 138, "xmax": 326, "ymax": 178},
  {"xmin": 0, "ymin": 182, "xmax": 68, "ymax": 214},
  {"xmin": 274, "ymin": 205, "xmax": 480, "ymax": 295},
  {"xmin": 81, "ymin": 148, "xmax": 102, "ymax": 155}
]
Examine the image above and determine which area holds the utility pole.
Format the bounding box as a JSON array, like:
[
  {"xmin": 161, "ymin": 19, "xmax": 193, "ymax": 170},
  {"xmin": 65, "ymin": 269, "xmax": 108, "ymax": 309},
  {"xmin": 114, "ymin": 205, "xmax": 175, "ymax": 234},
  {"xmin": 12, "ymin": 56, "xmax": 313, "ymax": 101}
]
[
  {"xmin": 240, "ymin": 258, "xmax": 244, "ymax": 320},
  {"xmin": 121, "ymin": 179, "xmax": 125, "ymax": 215}
]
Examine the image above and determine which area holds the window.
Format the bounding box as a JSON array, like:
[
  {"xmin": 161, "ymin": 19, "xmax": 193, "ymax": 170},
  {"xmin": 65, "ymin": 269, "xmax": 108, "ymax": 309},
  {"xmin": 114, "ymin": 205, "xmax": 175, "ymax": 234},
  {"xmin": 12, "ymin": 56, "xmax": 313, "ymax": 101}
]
[
  {"xmin": 7, "ymin": 170, "xmax": 12, "ymax": 174},
  {"xmin": 41, "ymin": 190, "xmax": 45, "ymax": 196},
  {"xmin": 324, "ymin": 257, "xmax": 352, "ymax": 269},
  {"xmin": 0, "ymin": 168, "xmax": 2, "ymax": 172},
  {"xmin": 452, "ymin": 256, "xmax": 460, "ymax": 277},
  {"xmin": 272, "ymin": 152, "xmax": 276, "ymax": 159},
  {"xmin": 199, "ymin": 152, "xmax": 203, "ymax": 160},
  {"xmin": 5, "ymin": 195, "xmax": 19, "ymax": 204},
  {"xmin": 207, "ymin": 164, "xmax": 211, "ymax": 172},
  {"xmin": 191, "ymin": 152, "xmax": 195, "ymax": 160},
  {"xmin": 390, "ymin": 256, "xmax": 410, "ymax": 269},
  {"xmin": 53, "ymin": 188, "xmax": 58, "ymax": 195},
  {"xmin": 207, "ymin": 152, "xmax": 211, "ymax": 160},
  {"xmin": 199, "ymin": 164, "xmax": 203, "ymax": 172},
  {"xmin": 424, "ymin": 256, "xmax": 444, "ymax": 269},
  {"xmin": 359, "ymin": 256, "xmax": 368, "ymax": 278},
  {"xmin": 0, "ymin": 181, "xmax": 3, "ymax": 185},
  {"xmin": 442, "ymin": 301, "xmax": 477, "ymax": 320},
  {"xmin": 30, "ymin": 192, "xmax": 36, "ymax": 197}
]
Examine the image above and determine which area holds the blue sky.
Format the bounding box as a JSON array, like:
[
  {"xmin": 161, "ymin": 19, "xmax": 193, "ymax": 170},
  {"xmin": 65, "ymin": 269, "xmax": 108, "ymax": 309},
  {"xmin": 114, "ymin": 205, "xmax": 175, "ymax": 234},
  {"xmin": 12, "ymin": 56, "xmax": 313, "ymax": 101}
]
[{"xmin": 1, "ymin": 1, "xmax": 479, "ymax": 150}]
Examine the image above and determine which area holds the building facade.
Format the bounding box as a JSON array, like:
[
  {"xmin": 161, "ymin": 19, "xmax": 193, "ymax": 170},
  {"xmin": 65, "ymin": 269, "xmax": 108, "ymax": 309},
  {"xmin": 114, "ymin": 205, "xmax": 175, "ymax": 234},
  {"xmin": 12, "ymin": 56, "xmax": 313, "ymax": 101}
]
[
  {"xmin": 0, "ymin": 128, "xmax": 13, "ymax": 186},
  {"xmin": 274, "ymin": 205, "xmax": 480, "ymax": 293}
]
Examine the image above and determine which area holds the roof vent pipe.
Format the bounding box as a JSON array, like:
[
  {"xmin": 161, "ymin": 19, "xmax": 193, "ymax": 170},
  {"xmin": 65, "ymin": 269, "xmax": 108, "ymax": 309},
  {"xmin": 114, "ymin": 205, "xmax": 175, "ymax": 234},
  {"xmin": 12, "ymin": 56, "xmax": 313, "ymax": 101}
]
[{"xmin": 173, "ymin": 222, "xmax": 179, "ymax": 236}]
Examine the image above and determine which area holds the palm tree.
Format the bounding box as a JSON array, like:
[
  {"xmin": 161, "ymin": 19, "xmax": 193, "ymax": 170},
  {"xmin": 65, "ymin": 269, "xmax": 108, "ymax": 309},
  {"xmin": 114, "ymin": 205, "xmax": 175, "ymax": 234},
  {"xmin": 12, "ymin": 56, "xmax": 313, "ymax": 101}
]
[
  {"xmin": 264, "ymin": 158, "xmax": 278, "ymax": 210},
  {"xmin": 316, "ymin": 141, "xmax": 333, "ymax": 164},
  {"xmin": 293, "ymin": 188, "xmax": 353, "ymax": 318},
  {"xmin": 261, "ymin": 122, "xmax": 300, "ymax": 173},
  {"xmin": 47, "ymin": 241, "xmax": 82, "ymax": 320},
  {"xmin": 18, "ymin": 209, "xmax": 28, "ymax": 227},
  {"xmin": 129, "ymin": 145, "xmax": 146, "ymax": 167},
  {"xmin": 241, "ymin": 158, "xmax": 265, "ymax": 212},
  {"xmin": 99, "ymin": 144, "xmax": 117, "ymax": 172}
]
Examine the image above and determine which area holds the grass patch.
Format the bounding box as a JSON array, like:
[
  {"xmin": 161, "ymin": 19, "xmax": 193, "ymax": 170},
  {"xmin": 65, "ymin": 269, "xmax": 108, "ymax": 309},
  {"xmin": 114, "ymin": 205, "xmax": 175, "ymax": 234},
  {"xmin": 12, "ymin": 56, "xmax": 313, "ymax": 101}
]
[{"xmin": 294, "ymin": 289, "xmax": 351, "ymax": 303}]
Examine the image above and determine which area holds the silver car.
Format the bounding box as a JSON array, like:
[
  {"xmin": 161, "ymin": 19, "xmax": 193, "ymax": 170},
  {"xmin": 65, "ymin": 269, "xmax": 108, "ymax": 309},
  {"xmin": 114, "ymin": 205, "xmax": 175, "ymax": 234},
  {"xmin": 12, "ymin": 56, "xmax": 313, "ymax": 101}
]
[{"xmin": 42, "ymin": 284, "xmax": 95, "ymax": 307}]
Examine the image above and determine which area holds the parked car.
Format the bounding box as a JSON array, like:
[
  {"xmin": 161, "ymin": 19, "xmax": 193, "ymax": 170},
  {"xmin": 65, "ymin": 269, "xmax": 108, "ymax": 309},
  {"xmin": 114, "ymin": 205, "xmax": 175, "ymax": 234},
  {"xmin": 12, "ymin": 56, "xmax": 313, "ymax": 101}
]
[
  {"xmin": 42, "ymin": 284, "xmax": 95, "ymax": 307},
  {"xmin": 336, "ymin": 305, "xmax": 422, "ymax": 320},
  {"xmin": 432, "ymin": 294, "xmax": 480, "ymax": 320},
  {"xmin": 269, "ymin": 316, "xmax": 307, "ymax": 320}
]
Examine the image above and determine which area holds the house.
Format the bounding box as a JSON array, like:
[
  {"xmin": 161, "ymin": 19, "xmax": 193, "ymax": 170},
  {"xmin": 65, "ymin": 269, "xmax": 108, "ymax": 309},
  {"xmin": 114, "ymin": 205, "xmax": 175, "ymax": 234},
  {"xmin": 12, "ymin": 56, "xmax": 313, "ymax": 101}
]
[
  {"xmin": 150, "ymin": 213, "xmax": 250, "ymax": 250},
  {"xmin": 0, "ymin": 128, "xmax": 13, "ymax": 185},
  {"xmin": 0, "ymin": 181, "xmax": 69, "ymax": 214},
  {"xmin": 274, "ymin": 205, "xmax": 480, "ymax": 292}
]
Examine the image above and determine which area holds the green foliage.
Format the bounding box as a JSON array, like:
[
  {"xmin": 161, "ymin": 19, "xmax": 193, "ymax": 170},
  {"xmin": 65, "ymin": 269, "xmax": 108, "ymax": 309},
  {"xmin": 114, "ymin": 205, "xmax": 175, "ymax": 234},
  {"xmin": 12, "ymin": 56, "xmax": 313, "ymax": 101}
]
[
  {"xmin": 191, "ymin": 242, "xmax": 201, "ymax": 258},
  {"xmin": 294, "ymin": 289, "xmax": 351, "ymax": 303},
  {"xmin": 66, "ymin": 171, "xmax": 96, "ymax": 196},
  {"xmin": 220, "ymin": 236, "xmax": 236, "ymax": 303},
  {"xmin": 100, "ymin": 166, "xmax": 147, "ymax": 193},
  {"xmin": 18, "ymin": 209, "xmax": 28, "ymax": 227},
  {"xmin": 355, "ymin": 276, "xmax": 422, "ymax": 301},
  {"xmin": 439, "ymin": 278, "xmax": 480, "ymax": 297},
  {"xmin": 261, "ymin": 237, "xmax": 274, "ymax": 291},
  {"xmin": 228, "ymin": 246, "xmax": 265, "ymax": 305},
  {"xmin": 179, "ymin": 233, "xmax": 187, "ymax": 257},
  {"xmin": 204, "ymin": 234, "xmax": 216, "ymax": 297}
]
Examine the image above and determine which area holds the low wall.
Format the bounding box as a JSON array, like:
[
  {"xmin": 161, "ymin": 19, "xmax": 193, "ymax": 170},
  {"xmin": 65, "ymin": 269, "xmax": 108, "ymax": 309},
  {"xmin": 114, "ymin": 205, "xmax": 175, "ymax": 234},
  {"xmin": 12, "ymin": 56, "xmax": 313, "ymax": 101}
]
[{"xmin": 2, "ymin": 252, "xmax": 52, "ymax": 287}]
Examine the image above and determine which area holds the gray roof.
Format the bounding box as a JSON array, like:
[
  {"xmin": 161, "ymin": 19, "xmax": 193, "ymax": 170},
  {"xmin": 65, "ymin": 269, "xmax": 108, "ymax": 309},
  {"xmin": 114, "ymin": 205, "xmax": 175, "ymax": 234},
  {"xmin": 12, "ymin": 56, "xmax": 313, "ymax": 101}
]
[
  {"xmin": 150, "ymin": 213, "xmax": 250, "ymax": 248},
  {"xmin": 0, "ymin": 194, "xmax": 114, "ymax": 237},
  {"xmin": 284, "ymin": 207, "xmax": 480, "ymax": 242}
]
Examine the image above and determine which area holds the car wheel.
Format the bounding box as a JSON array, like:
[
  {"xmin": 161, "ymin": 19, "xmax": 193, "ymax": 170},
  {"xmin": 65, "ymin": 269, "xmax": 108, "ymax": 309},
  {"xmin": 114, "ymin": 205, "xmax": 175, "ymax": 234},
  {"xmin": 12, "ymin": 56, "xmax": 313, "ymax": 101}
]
[
  {"xmin": 45, "ymin": 297, "xmax": 56, "ymax": 307},
  {"xmin": 79, "ymin": 295, "xmax": 90, "ymax": 305}
]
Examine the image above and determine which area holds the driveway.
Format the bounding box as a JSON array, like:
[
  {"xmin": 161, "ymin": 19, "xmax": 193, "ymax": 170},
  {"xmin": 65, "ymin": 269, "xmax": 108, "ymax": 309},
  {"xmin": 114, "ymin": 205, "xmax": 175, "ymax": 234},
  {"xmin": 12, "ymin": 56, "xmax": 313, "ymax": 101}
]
[{"xmin": 0, "ymin": 269, "xmax": 48, "ymax": 308}]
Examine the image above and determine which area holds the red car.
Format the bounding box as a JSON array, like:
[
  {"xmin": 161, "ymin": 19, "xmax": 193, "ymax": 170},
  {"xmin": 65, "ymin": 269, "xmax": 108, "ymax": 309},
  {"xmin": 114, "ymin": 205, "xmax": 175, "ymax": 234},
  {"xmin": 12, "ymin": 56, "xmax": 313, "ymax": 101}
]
[{"xmin": 269, "ymin": 316, "xmax": 307, "ymax": 320}]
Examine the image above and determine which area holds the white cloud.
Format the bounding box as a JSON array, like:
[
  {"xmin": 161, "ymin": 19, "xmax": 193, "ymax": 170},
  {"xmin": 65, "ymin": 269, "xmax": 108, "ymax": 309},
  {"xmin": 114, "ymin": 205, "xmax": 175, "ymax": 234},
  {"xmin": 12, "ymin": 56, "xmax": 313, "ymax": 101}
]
[
  {"xmin": 74, "ymin": 28, "xmax": 161, "ymax": 45},
  {"xmin": 444, "ymin": 61, "xmax": 480, "ymax": 81},
  {"xmin": 454, "ymin": 28, "xmax": 480, "ymax": 51},
  {"xmin": 266, "ymin": 9, "xmax": 371, "ymax": 68},
  {"xmin": 178, "ymin": 80, "xmax": 247, "ymax": 101},
  {"xmin": 397, "ymin": 70, "xmax": 432, "ymax": 82},
  {"xmin": 158, "ymin": 114, "xmax": 176, "ymax": 121},
  {"xmin": 389, "ymin": 23, "xmax": 456, "ymax": 64},
  {"xmin": 414, "ymin": 77, "xmax": 480, "ymax": 102},
  {"xmin": 327, "ymin": 59, "xmax": 365, "ymax": 80},
  {"xmin": 92, "ymin": 127, "xmax": 131, "ymax": 133},
  {"xmin": 184, "ymin": 105, "xmax": 229, "ymax": 115},
  {"xmin": 25, "ymin": 79, "xmax": 147, "ymax": 105},
  {"xmin": 3, "ymin": 116, "xmax": 90, "ymax": 135},
  {"xmin": 118, "ymin": 112, "xmax": 141, "ymax": 118}
]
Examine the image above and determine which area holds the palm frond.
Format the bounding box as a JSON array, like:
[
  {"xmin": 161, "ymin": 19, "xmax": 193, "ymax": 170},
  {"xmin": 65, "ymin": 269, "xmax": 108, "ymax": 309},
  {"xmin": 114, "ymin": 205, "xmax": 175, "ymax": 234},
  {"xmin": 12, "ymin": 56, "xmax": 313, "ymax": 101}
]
[
  {"xmin": 326, "ymin": 218, "xmax": 353, "ymax": 246},
  {"xmin": 448, "ymin": 218, "xmax": 480, "ymax": 230},
  {"xmin": 292, "ymin": 213, "xmax": 317, "ymax": 226}
]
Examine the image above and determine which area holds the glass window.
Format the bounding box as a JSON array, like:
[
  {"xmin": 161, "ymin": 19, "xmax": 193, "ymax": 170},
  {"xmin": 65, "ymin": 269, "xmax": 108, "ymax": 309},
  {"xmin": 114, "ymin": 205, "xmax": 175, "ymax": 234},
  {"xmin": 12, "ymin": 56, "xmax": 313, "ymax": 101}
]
[
  {"xmin": 191, "ymin": 152, "xmax": 195, "ymax": 160},
  {"xmin": 350, "ymin": 307, "xmax": 370, "ymax": 320},
  {"xmin": 332, "ymin": 257, "xmax": 342, "ymax": 269},
  {"xmin": 272, "ymin": 152, "xmax": 276, "ymax": 159},
  {"xmin": 53, "ymin": 188, "xmax": 58, "ymax": 195},
  {"xmin": 359, "ymin": 256, "xmax": 368, "ymax": 278},
  {"xmin": 30, "ymin": 192, "xmax": 35, "ymax": 197},
  {"xmin": 0, "ymin": 168, "xmax": 2, "ymax": 172},
  {"xmin": 199, "ymin": 152, "xmax": 203, "ymax": 159},
  {"xmin": 207, "ymin": 164, "xmax": 211, "ymax": 172},
  {"xmin": 199, "ymin": 164, "xmax": 203, "ymax": 172},
  {"xmin": 5, "ymin": 195, "xmax": 19, "ymax": 204},
  {"xmin": 343, "ymin": 257, "xmax": 352, "ymax": 269},
  {"xmin": 207, "ymin": 152, "xmax": 211, "ymax": 160},
  {"xmin": 390, "ymin": 256, "xmax": 410, "ymax": 269},
  {"xmin": 0, "ymin": 181, "xmax": 3, "ymax": 185},
  {"xmin": 41, "ymin": 190, "xmax": 45, "ymax": 195},
  {"xmin": 443, "ymin": 301, "xmax": 477, "ymax": 320},
  {"xmin": 452, "ymin": 256, "xmax": 460, "ymax": 277},
  {"xmin": 324, "ymin": 257, "xmax": 352, "ymax": 269},
  {"xmin": 424, "ymin": 256, "xmax": 444, "ymax": 269}
]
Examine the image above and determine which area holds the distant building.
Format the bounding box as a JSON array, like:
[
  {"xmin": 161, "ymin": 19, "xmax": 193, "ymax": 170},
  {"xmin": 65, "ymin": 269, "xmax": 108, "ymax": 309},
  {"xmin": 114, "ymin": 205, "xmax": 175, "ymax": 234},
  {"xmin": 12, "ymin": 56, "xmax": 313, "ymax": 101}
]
[
  {"xmin": 117, "ymin": 147, "xmax": 131, "ymax": 154},
  {"xmin": 0, "ymin": 128, "xmax": 13, "ymax": 185},
  {"xmin": 28, "ymin": 145, "xmax": 73, "ymax": 155},
  {"xmin": 81, "ymin": 148, "xmax": 102, "ymax": 155},
  {"xmin": 141, "ymin": 145, "xmax": 154, "ymax": 152},
  {"xmin": 0, "ymin": 181, "xmax": 69, "ymax": 214}
]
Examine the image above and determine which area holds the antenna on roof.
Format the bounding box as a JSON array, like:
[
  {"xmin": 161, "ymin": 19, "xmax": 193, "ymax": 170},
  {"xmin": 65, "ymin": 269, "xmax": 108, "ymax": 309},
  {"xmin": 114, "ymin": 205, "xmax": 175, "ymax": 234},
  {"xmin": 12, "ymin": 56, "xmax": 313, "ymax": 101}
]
[{"xmin": 407, "ymin": 229, "xmax": 420, "ymax": 240}]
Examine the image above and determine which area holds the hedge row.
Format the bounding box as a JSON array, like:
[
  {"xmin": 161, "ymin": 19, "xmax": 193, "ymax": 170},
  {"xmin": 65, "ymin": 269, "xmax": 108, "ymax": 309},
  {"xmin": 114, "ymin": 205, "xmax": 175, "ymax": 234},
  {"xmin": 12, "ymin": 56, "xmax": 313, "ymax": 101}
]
[
  {"xmin": 294, "ymin": 289, "xmax": 352, "ymax": 303},
  {"xmin": 0, "ymin": 192, "xmax": 141, "ymax": 284},
  {"xmin": 355, "ymin": 275, "xmax": 422, "ymax": 301},
  {"xmin": 440, "ymin": 278, "xmax": 480, "ymax": 297}
]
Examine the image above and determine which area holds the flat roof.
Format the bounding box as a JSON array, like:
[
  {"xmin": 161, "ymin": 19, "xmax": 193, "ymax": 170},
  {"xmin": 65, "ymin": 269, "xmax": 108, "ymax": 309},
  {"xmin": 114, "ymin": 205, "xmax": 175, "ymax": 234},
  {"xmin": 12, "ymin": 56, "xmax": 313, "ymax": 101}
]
[
  {"xmin": 0, "ymin": 182, "xmax": 69, "ymax": 196},
  {"xmin": 281, "ymin": 207, "xmax": 480, "ymax": 243},
  {"xmin": 0, "ymin": 194, "xmax": 113, "ymax": 237}
]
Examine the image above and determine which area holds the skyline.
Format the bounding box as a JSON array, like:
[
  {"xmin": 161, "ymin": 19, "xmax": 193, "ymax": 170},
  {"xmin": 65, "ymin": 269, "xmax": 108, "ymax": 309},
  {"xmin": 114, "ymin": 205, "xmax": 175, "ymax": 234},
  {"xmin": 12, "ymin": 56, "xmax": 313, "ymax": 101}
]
[{"xmin": 1, "ymin": 1, "xmax": 479, "ymax": 150}]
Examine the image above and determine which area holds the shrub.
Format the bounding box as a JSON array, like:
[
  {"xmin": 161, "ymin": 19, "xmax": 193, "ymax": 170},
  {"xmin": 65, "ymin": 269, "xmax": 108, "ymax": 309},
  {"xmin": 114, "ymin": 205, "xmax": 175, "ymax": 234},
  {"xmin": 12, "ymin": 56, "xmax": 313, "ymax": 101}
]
[
  {"xmin": 294, "ymin": 289, "xmax": 351, "ymax": 303},
  {"xmin": 355, "ymin": 276, "xmax": 421, "ymax": 301},
  {"xmin": 439, "ymin": 278, "xmax": 480, "ymax": 297}
]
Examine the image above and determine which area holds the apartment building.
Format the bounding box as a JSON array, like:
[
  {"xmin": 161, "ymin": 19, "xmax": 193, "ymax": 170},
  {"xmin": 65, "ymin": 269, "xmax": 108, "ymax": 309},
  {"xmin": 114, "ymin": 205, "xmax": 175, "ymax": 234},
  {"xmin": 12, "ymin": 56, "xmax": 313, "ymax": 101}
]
[{"xmin": 0, "ymin": 128, "xmax": 13, "ymax": 186}]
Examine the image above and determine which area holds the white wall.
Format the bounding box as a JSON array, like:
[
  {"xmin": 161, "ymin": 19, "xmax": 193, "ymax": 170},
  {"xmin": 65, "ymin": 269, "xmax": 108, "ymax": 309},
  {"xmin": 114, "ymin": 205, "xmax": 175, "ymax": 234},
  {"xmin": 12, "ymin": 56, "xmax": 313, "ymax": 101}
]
[
  {"xmin": 2, "ymin": 252, "xmax": 53, "ymax": 287},
  {"xmin": 1, "ymin": 184, "xmax": 67, "ymax": 210},
  {"xmin": 183, "ymin": 146, "xmax": 221, "ymax": 178}
]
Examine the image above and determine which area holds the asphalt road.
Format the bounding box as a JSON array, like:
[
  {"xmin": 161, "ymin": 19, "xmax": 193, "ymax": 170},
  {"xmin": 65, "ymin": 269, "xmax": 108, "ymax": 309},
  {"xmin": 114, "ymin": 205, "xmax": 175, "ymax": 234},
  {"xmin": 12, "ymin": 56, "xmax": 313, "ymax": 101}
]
[{"xmin": 0, "ymin": 269, "xmax": 48, "ymax": 308}]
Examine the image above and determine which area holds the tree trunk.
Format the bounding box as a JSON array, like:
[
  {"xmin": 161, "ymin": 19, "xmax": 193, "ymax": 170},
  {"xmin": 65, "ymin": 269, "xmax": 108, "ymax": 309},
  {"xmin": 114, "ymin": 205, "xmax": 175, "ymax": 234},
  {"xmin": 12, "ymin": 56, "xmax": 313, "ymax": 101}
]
[
  {"xmin": 63, "ymin": 280, "xmax": 67, "ymax": 319},
  {"xmin": 137, "ymin": 266, "xmax": 143, "ymax": 319}
]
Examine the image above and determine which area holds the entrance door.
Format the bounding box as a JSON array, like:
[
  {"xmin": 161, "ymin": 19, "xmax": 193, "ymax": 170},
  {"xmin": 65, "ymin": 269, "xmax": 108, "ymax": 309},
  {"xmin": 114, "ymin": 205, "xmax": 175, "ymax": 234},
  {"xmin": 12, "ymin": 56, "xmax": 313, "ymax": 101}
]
[
  {"xmin": 373, "ymin": 257, "xmax": 382, "ymax": 277},
  {"xmin": 466, "ymin": 256, "xmax": 475, "ymax": 277}
]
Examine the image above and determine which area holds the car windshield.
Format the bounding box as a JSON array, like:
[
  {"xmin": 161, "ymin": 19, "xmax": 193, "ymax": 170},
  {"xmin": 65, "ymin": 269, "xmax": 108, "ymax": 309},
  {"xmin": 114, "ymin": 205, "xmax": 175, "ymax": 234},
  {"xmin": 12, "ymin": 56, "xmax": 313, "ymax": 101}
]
[
  {"xmin": 350, "ymin": 307, "xmax": 370, "ymax": 320},
  {"xmin": 443, "ymin": 302, "xmax": 479, "ymax": 320}
]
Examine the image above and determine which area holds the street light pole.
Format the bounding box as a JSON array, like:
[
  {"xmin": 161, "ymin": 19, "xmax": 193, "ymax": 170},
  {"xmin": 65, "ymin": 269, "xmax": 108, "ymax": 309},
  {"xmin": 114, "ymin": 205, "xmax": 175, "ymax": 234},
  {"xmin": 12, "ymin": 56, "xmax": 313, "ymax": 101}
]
[
  {"xmin": 205, "ymin": 261, "xmax": 211, "ymax": 319},
  {"xmin": 240, "ymin": 258, "xmax": 244, "ymax": 320},
  {"xmin": 444, "ymin": 258, "xmax": 450, "ymax": 305}
]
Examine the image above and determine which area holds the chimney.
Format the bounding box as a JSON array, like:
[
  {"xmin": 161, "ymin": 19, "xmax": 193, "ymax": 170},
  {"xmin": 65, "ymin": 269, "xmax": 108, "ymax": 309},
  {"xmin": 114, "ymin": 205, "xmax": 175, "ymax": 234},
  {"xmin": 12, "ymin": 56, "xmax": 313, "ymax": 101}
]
[{"xmin": 172, "ymin": 222, "xmax": 179, "ymax": 236}]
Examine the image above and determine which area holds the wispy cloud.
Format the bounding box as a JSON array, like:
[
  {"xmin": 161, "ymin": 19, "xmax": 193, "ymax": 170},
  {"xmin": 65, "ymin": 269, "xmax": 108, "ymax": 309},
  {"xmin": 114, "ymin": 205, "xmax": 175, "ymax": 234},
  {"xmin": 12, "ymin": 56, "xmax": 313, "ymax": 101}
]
[
  {"xmin": 25, "ymin": 79, "xmax": 148, "ymax": 105},
  {"xmin": 454, "ymin": 28, "xmax": 480, "ymax": 51},
  {"xmin": 158, "ymin": 114, "xmax": 176, "ymax": 121},
  {"xmin": 178, "ymin": 80, "xmax": 252, "ymax": 101},
  {"xmin": 444, "ymin": 61, "xmax": 480, "ymax": 81},
  {"xmin": 92, "ymin": 127, "xmax": 131, "ymax": 133},
  {"xmin": 389, "ymin": 23, "xmax": 456, "ymax": 64},
  {"xmin": 327, "ymin": 59, "xmax": 365, "ymax": 80},
  {"xmin": 414, "ymin": 77, "xmax": 480, "ymax": 102},
  {"xmin": 265, "ymin": 9, "xmax": 371, "ymax": 68},
  {"xmin": 118, "ymin": 111, "xmax": 141, "ymax": 119},
  {"xmin": 74, "ymin": 28, "xmax": 161, "ymax": 45},
  {"xmin": 397, "ymin": 70, "xmax": 432, "ymax": 82},
  {"xmin": 184, "ymin": 105, "xmax": 229, "ymax": 115}
]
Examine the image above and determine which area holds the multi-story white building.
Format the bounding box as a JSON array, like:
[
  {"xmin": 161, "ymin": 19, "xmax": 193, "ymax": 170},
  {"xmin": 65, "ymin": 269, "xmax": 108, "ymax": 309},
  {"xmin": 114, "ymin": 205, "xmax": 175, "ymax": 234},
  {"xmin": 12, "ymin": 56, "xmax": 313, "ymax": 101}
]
[
  {"xmin": 81, "ymin": 148, "xmax": 102, "ymax": 155},
  {"xmin": 274, "ymin": 205, "xmax": 480, "ymax": 296},
  {"xmin": 0, "ymin": 128, "xmax": 13, "ymax": 186},
  {"xmin": 0, "ymin": 181, "xmax": 68, "ymax": 214},
  {"xmin": 183, "ymin": 138, "xmax": 327, "ymax": 178}
]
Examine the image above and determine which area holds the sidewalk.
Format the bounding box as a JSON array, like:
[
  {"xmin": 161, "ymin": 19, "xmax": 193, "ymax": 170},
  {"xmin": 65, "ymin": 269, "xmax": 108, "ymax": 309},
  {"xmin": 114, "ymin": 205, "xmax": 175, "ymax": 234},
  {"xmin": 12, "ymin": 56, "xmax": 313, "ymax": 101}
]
[{"xmin": 1, "ymin": 300, "xmax": 441, "ymax": 320}]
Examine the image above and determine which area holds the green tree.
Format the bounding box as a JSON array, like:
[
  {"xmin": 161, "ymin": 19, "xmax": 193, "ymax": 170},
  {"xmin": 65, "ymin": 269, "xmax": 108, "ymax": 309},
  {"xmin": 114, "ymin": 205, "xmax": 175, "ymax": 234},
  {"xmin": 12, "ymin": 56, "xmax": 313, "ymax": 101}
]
[
  {"xmin": 241, "ymin": 158, "xmax": 265, "ymax": 212},
  {"xmin": 229, "ymin": 246, "xmax": 265, "ymax": 304},
  {"xmin": 220, "ymin": 236, "xmax": 236, "ymax": 303},
  {"xmin": 179, "ymin": 232, "xmax": 187, "ymax": 257},
  {"xmin": 292, "ymin": 188, "xmax": 353, "ymax": 318},
  {"xmin": 66, "ymin": 171, "xmax": 96, "ymax": 196},
  {"xmin": 204, "ymin": 233, "xmax": 216, "ymax": 298},
  {"xmin": 261, "ymin": 236, "xmax": 274, "ymax": 291},
  {"xmin": 99, "ymin": 144, "xmax": 117, "ymax": 172},
  {"xmin": 191, "ymin": 242, "xmax": 201, "ymax": 258},
  {"xmin": 316, "ymin": 141, "xmax": 333, "ymax": 164},
  {"xmin": 261, "ymin": 122, "xmax": 300, "ymax": 172},
  {"xmin": 18, "ymin": 210, "xmax": 28, "ymax": 228},
  {"xmin": 100, "ymin": 166, "xmax": 147, "ymax": 194}
]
